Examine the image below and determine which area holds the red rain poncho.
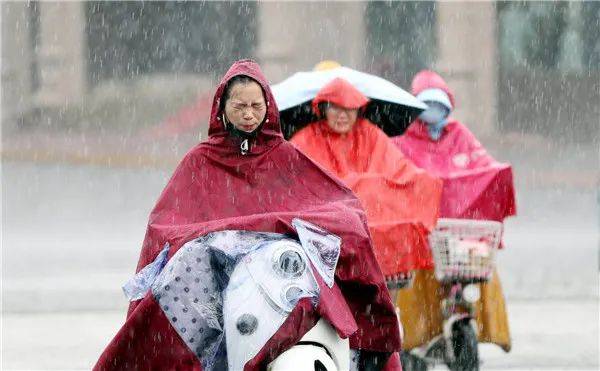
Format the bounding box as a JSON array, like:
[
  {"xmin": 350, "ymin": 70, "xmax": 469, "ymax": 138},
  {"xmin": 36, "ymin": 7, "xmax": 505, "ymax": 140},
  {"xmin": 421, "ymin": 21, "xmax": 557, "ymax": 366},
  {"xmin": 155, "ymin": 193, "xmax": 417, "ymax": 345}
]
[
  {"xmin": 94, "ymin": 61, "xmax": 401, "ymax": 370},
  {"xmin": 393, "ymin": 71, "xmax": 516, "ymax": 222},
  {"xmin": 291, "ymin": 78, "xmax": 442, "ymax": 275}
]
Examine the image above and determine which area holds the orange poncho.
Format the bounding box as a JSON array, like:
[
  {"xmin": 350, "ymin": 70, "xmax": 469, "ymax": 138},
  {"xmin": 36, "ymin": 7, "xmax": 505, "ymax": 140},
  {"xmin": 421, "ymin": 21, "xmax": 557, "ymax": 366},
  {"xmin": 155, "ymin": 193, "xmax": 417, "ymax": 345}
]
[{"xmin": 291, "ymin": 78, "xmax": 442, "ymax": 275}]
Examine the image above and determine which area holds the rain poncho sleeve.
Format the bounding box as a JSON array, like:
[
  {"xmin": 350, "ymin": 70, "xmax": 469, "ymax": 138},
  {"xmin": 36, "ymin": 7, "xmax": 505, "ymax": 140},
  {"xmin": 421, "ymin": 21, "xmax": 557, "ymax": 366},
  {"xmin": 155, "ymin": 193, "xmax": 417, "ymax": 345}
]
[
  {"xmin": 292, "ymin": 119, "xmax": 442, "ymax": 274},
  {"xmin": 94, "ymin": 60, "xmax": 401, "ymax": 371}
]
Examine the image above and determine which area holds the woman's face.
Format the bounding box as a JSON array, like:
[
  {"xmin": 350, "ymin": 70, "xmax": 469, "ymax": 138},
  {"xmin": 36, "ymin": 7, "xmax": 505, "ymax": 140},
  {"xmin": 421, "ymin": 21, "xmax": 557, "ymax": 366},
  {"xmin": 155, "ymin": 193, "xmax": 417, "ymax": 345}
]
[
  {"xmin": 325, "ymin": 104, "xmax": 358, "ymax": 134},
  {"xmin": 224, "ymin": 81, "xmax": 267, "ymax": 133}
]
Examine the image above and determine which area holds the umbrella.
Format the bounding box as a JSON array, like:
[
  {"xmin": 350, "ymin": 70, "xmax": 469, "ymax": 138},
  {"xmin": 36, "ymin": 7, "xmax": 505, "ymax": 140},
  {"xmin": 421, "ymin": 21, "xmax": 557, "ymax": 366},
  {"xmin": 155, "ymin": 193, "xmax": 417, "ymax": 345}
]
[{"xmin": 271, "ymin": 66, "xmax": 427, "ymax": 139}]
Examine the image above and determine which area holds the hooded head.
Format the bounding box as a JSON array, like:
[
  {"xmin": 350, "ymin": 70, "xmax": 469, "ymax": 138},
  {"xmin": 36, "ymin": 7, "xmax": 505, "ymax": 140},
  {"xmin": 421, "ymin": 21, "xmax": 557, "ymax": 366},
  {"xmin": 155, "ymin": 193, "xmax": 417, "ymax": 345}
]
[
  {"xmin": 411, "ymin": 70, "xmax": 455, "ymax": 110},
  {"xmin": 312, "ymin": 78, "xmax": 370, "ymax": 115},
  {"xmin": 208, "ymin": 60, "xmax": 282, "ymax": 154},
  {"xmin": 312, "ymin": 78, "xmax": 369, "ymax": 135},
  {"xmin": 411, "ymin": 70, "xmax": 455, "ymax": 141}
]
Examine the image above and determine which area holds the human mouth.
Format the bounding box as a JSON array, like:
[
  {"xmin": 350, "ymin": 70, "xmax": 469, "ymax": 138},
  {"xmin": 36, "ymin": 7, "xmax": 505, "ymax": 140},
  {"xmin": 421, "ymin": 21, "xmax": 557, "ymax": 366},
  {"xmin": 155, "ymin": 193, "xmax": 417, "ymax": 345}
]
[{"xmin": 241, "ymin": 124, "xmax": 257, "ymax": 132}]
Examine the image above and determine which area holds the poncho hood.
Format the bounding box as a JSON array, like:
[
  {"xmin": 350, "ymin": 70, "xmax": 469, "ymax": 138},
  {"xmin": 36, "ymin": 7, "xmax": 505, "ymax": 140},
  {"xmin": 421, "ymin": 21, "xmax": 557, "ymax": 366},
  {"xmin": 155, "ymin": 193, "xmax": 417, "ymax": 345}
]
[
  {"xmin": 312, "ymin": 77, "xmax": 370, "ymax": 116},
  {"xmin": 411, "ymin": 69, "xmax": 456, "ymax": 109}
]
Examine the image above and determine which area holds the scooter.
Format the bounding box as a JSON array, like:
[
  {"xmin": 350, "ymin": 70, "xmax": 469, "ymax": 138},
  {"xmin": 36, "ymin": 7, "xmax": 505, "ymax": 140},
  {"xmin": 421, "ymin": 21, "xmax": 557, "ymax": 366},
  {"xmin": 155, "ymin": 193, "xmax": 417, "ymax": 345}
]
[
  {"xmin": 399, "ymin": 218, "xmax": 503, "ymax": 371},
  {"xmin": 126, "ymin": 218, "xmax": 395, "ymax": 371},
  {"xmin": 223, "ymin": 227, "xmax": 351, "ymax": 371}
]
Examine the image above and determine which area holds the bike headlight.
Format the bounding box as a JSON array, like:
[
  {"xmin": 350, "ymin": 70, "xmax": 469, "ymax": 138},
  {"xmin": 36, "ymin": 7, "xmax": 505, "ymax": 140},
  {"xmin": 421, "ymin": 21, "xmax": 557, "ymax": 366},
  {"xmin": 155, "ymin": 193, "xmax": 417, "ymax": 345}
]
[
  {"xmin": 463, "ymin": 284, "xmax": 481, "ymax": 303},
  {"xmin": 281, "ymin": 284, "xmax": 306, "ymax": 309},
  {"xmin": 273, "ymin": 248, "xmax": 306, "ymax": 278}
]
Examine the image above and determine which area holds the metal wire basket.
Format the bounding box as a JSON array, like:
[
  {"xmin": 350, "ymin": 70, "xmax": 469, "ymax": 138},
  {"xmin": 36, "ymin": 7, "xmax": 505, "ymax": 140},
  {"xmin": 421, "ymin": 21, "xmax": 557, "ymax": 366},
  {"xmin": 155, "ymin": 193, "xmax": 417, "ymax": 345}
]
[
  {"xmin": 429, "ymin": 218, "xmax": 503, "ymax": 283},
  {"xmin": 386, "ymin": 271, "xmax": 415, "ymax": 290}
]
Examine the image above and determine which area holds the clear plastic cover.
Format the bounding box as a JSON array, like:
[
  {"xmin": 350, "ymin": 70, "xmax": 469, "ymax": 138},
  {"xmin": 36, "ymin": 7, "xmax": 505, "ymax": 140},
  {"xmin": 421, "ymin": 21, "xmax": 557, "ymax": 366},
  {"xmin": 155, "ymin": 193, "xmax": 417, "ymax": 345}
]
[
  {"xmin": 292, "ymin": 218, "xmax": 342, "ymax": 288},
  {"xmin": 143, "ymin": 225, "xmax": 326, "ymax": 371},
  {"xmin": 122, "ymin": 243, "xmax": 170, "ymax": 301}
]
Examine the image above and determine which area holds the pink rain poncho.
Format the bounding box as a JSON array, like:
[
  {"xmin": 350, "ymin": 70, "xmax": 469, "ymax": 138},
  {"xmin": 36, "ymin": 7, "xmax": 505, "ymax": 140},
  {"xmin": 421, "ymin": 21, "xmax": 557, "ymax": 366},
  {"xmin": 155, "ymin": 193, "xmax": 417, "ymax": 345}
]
[{"xmin": 393, "ymin": 71, "xmax": 516, "ymax": 223}]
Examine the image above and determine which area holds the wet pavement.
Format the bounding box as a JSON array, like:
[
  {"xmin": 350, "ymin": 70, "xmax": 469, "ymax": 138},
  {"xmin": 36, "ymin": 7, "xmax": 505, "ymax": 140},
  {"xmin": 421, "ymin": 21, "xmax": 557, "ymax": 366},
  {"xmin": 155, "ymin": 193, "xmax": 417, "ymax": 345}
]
[{"xmin": 2, "ymin": 299, "xmax": 597, "ymax": 370}]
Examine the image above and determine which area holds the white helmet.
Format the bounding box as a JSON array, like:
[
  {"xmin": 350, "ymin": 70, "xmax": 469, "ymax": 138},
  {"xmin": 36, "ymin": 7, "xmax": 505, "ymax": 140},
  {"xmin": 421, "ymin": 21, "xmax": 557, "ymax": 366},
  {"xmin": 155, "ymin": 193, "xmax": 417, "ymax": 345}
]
[{"xmin": 268, "ymin": 319, "xmax": 350, "ymax": 371}]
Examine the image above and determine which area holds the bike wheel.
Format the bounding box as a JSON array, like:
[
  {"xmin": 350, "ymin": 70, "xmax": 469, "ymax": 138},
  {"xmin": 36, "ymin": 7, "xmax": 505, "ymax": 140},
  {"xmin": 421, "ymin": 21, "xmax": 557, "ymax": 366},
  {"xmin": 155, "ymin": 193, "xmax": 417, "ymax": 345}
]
[
  {"xmin": 450, "ymin": 321, "xmax": 479, "ymax": 371},
  {"xmin": 400, "ymin": 351, "xmax": 428, "ymax": 371}
]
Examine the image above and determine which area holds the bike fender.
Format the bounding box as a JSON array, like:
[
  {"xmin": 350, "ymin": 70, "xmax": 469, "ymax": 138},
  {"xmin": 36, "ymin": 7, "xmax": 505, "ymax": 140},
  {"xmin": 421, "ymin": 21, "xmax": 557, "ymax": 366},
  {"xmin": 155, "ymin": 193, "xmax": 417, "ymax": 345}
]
[{"xmin": 443, "ymin": 313, "xmax": 472, "ymax": 340}]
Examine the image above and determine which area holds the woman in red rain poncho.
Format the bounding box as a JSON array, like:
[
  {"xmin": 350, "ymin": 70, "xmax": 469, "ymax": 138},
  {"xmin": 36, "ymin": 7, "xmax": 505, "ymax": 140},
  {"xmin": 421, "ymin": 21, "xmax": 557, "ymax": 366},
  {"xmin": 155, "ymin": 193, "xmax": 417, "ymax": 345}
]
[
  {"xmin": 392, "ymin": 70, "xmax": 516, "ymax": 352},
  {"xmin": 94, "ymin": 60, "xmax": 402, "ymax": 370},
  {"xmin": 290, "ymin": 77, "xmax": 442, "ymax": 283}
]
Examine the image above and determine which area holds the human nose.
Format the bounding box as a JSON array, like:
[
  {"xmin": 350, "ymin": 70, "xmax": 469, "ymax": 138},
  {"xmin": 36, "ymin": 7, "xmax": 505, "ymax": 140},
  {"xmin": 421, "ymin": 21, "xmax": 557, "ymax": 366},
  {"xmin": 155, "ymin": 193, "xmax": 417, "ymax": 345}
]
[
  {"xmin": 337, "ymin": 109, "xmax": 349, "ymax": 119},
  {"xmin": 241, "ymin": 108, "xmax": 254, "ymax": 119}
]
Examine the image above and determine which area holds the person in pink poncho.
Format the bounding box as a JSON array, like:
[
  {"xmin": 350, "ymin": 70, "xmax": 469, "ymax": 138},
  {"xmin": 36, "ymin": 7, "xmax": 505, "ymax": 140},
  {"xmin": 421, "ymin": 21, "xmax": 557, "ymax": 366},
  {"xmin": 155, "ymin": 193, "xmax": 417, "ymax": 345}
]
[{"xmin": 392, "ymin": 70, "xmax": 516, "ymax": 353}]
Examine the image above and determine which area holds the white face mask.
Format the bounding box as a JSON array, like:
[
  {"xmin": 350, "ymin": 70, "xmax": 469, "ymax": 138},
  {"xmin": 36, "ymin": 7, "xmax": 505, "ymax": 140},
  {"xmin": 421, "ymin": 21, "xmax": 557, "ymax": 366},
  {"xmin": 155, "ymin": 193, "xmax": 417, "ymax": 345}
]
[{"xmin": 419, "ymin": 101, "xmax": 450, "ymax": 125}]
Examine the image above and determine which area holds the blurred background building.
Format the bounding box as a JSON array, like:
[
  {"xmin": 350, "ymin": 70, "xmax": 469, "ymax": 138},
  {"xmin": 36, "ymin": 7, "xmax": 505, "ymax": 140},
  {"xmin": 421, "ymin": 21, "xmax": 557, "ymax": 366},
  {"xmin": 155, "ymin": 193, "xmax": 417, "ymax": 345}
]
[
  {"xmin": 2, "ymin": 3, "xmax": 598, "ymax": 368},
  {"xmin": 3, "ymin": 1, "xmax": 599, "ymax": 141}
]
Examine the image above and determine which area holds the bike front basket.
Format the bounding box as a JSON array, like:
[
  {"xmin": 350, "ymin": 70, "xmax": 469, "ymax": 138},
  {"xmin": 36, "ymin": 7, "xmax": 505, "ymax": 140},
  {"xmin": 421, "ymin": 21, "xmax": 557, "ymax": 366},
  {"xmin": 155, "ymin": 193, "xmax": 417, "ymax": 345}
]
[{"xmin": 429, "ymin": 218, "xmax": 502, "ymax": 283}]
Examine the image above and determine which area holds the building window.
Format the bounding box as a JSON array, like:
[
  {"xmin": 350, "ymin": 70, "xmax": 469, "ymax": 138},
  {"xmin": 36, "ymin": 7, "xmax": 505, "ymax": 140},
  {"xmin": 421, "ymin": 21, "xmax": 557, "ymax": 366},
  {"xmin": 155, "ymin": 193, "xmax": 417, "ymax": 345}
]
[
  {"xmin": 27, "ymin": 1, "xmax": 41, "ymax": 92},
  {"xmin": 85, "ymin": 2, "xmax": 257, "ymax": 85},
  {"xmin": 365, "ymin": 2, "xmax": 437, "ymax": 87},
  {"xmin": 498, "ymin": 1, "xmax": 599, "ymax": 72},
  {"xmin": 497, "ymin": 2, "xmax": 599, "ymax": 139}
]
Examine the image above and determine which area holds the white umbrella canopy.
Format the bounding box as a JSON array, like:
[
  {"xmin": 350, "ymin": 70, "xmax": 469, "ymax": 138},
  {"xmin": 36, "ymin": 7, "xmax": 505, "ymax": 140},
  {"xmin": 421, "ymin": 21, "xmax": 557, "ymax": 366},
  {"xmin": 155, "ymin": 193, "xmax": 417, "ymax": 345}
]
[{"xmin": 271, "ymin": 66, "xmax": 427, "ymax": 139}]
